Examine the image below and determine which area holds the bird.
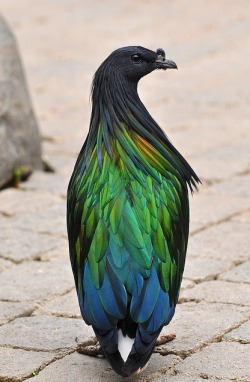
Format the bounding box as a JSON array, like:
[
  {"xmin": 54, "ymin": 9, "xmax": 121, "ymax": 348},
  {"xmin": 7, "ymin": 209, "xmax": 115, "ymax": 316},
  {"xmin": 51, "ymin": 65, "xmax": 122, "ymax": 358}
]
[{"xmin": 67, "ymin": 46, "xmax": 200, "ymax": 377}]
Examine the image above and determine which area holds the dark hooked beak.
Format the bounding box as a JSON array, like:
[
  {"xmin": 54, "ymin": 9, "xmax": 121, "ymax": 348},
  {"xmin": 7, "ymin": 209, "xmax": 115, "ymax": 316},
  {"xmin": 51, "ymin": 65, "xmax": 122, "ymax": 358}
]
[{"xmin": 155, "ymin": 53, "xmax": 178, "ymax": 70}]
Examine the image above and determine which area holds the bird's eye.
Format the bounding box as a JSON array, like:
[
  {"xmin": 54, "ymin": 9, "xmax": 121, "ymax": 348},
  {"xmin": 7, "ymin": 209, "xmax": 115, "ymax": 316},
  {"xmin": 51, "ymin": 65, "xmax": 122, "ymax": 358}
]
[{"xmin": 131, "ymin": 54, "xmax": 142, "ymax": 63}]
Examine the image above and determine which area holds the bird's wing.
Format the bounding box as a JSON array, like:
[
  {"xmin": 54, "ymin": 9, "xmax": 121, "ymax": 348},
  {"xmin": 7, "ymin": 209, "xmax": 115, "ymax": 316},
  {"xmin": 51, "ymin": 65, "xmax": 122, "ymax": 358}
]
[
  {"xmin": 67, "ymin": 132, "xmax": 189, "ymax": 375},
  {"xmin": 67, "ymin": 131, "xmax": 189, "ymax": 325}
]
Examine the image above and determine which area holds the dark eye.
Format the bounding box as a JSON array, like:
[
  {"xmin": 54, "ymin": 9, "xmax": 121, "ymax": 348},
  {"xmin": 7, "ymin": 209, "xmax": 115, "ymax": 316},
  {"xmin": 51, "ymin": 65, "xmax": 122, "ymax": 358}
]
[{"xmin": 131, "ymin": 54, "xmax": 142, "ymax": 63}]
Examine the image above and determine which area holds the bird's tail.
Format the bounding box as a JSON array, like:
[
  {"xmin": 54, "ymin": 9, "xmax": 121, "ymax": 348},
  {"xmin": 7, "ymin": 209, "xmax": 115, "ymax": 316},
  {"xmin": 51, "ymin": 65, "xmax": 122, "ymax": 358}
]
[
  {"xmin": 93, "ymin": 328, "xmax": 127, "ymax": 377},
  {"xmin": 122, "ymin": 325, "xmax": 161, "ymax": 376},
  {"xmin": 94, "ymin": 325, "xmax": 161, "ymax": 377}
]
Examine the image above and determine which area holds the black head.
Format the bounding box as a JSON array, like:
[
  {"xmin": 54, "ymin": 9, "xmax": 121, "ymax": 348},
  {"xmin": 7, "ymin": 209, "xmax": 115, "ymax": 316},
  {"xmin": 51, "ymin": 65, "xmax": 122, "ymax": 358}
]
[{"xmin": 95, "ymin": 46, "xmax": 177, "ymax": 84}]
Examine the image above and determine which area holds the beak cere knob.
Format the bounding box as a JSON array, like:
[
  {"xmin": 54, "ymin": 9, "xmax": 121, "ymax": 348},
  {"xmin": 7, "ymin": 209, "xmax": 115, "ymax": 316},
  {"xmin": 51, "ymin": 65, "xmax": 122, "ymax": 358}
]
[
  {"xmin": 155, "ymin": 48, "xmax": 177, "ymax": 70},
  {"xmin": 156, "ymin": 48, "xmax": 166, "ymax": 58}
]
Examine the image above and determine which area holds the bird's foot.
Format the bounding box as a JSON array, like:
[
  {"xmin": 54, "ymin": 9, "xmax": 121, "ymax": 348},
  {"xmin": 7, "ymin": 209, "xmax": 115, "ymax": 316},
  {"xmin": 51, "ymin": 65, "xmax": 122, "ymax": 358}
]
[
  {"xmin": 76, "ymin": 337, "xmax": 104, "ymax": 357},
  {"xmin": 154, "ymin": 333, "xmax": 176, "ymax": 355}
]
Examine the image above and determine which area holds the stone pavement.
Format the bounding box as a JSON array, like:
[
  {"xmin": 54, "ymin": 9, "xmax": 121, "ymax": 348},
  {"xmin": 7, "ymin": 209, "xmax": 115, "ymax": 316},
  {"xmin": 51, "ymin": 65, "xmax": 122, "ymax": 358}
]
[{"xmin": 0, "ymin": 1, "xmax": 249, "ymax": 381}]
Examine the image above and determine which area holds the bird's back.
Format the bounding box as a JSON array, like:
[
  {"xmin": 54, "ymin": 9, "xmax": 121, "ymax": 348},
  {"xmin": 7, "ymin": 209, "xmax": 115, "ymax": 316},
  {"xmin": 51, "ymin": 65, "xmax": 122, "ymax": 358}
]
[{"xmin": 67, "ymin": 125, "xmax": 189, "ymax": 376}]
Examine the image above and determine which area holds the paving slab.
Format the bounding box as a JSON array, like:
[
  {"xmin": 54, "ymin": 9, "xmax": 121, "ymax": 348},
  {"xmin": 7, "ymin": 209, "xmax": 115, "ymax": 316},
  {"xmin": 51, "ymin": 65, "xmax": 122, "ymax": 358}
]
[
  {"xmin": 0, "ymin": 260, "xmax": 74, "ymax": 301},
  {"xmin": 23, "ymin": 170, "xmax": 68, "ymax": 197},
  {"xmin": 232, "ymin": 210, "xmax": 250, "ymax": 225},
  {"xmin": 183, "ymin": 257, "xmax": 230, "ymax": 281},
  {"xmin": 0, "ymin": 188, "xmax": 62, "ymax": 216},
  {"xmin": 34, "ymin": 289, "xmax": 81, "ymax": 318},
  {"xmin": 188, "ymin": 218, "xmax": 250, "ymax": 262},
  {"xmin": 189, "ymin": 142, "xmax": 250, "ymax": 182},
  {"xmin": 0, "ymin": 301, "xmax": 34, "ymax": 325},
  {"xmin": 154, "ymin": 375, "xmax": 230, "ymax": 382},
  {"xmin": 38, "ymin": 241, "xmax": 69, "ymax": 261},
  {"xmin": 43, "ymin": 153, "xmax": 76, "ymax": 176},
  {"xmin": 189, "ymin": 188, "xmax": 250, "ymax": 233},
  {"xmin": 25, "ymin": 351, "xmax": 181, "ymax": 382},
  {"xmin": 2, "ymin": 201, "xmax": 67, "ymax": 238},
  {"xmin": 0, "ymin": 257, "xmax": 13, "ymax": 272},
  {"xmin": 211, "ymin": 173, "xmax": 250, "ymax": 199},
  {"xmin": 224, "ymin": 320, "xmax": 250, "ymax": 344},
  {"xmin": 160, "ymin": 302, "xmax": 248, "ymax": 354},
  {"xmin": 0, "ymin": 347, "xmax": 57, "ymax": 382},
  {"xmin": 219, "ymin": 261, "xmax": 250, "ymax": 283},
  {"xmin": 175, "ymin": 342, "xmax": 250, "ymax": 380},
  {"xmin": 0, "ymin": 315, "xmax": 93, "ymax": 351},
  {"xmin": 0, "ymin": 226, "xmax": 60, "ymax": 262},
  {"xmin": 180, "ymin": 280, "xmax": 250, "ymax": 306}
]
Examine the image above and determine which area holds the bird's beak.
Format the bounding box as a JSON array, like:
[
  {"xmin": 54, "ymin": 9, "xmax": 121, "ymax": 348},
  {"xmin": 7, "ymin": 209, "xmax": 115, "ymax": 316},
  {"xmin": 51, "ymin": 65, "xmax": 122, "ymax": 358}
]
[{"xmin": 155, "ymin": 56, "xmax": 178, "ymax": 70}]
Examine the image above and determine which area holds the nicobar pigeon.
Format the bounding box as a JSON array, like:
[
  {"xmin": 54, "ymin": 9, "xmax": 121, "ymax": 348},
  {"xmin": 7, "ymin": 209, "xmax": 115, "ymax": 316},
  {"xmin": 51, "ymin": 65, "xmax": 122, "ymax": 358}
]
[{"xmin": 67, "ymin": 46, "xmax": 200, "ymax": 377}]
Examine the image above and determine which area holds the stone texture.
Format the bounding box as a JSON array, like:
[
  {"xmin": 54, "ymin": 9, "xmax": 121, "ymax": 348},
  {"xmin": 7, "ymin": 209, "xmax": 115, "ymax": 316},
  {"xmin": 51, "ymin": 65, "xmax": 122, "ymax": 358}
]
[
  {"xmin": 0, "ymin": 260, "xmax": 74, "ymax": 301},
  {"xmin": 23, "ymin": 171, "xmax": 68, "ymax": 197},
  {"xmin": 0, "ymin": 256, "xmax": 12, "ymax": 272},
  {"xmin": 183, "ymin": 257, "xmax": 230, "ymax": 281},
  {"xmin": 212, "ymin": 173, "xmax": 250, "ymax": 199},
  {"xmin": 16, "ymin": 202, "xmax": 67, "ymax": 238},
  {"xmin": 180, "ymin": 280, "xmax": 250, "ymax": 306},
  {"xmin": 189, "ymin": 142, "xmax": 250, "ymax": 182},
  {"xmin": 34, "ymin": 289, "xmax": 81, "ymax": 318},
  {"xmin": 0, "ymin": 226, "xmax": 60, "ymax": 262},
  {"xmin": 0, "ymin": 347, "xmax": 57, "ymax": 381},
  {"xmin": 160, "ymin": 302, "xmax": 248, "ymax": 354},
  {"xmin": 154, "ymin": 375, "xmax": 230, "ymax": 382},
  {"xmin": 232, "ymin": 210, "xmax": 250, "ymax": 225},
  {"xmin": 175, "ymin": 342, "xmax": 250, "ymax": 380},
  {"xmin": 189, "ymin": 189, "xmax": 250, "ymax": 233},
  {"xmin": 0, "ymin": 188, "xmax": 61, "ymax": 216},
  {"xmin": 0, "ymin": 15, "xmax": 41, "ymax": 188},
  {"xmin": 188, "ymin": 218, "xmax": 250, "ymax": 262},
  {"xmin": 0, "ymin": 315, "xmax": 93, "ymax": 350},
  {"xmin": 25, "ymin": 352, "xmax": 181, "ymax": 382},
  {"xmin": 224, "ymin": 320, "xmax": 250, "ymax": 344},
  {"xmin": 0, "ymin": 300, "xmax": 34, "ymax": 325},
  {"xmin": 219, "ymin": 261, "xmax": 250, "ymax": 283}
]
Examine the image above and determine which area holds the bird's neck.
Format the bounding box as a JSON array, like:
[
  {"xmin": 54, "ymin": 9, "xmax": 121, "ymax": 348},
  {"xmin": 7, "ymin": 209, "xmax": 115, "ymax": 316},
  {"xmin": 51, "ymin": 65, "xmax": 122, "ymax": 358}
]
[
  {"xmin": 81, "ymin": 76, "xmax": 199, "ymax": 191},
  {"xmin": 84, "ymin": 75, "xmax": 166, "ymax": 166}
]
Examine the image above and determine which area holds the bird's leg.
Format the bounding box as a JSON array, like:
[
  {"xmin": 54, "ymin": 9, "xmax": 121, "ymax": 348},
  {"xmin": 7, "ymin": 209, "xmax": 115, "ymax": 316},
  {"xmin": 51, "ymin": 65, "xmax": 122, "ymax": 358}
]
[
  {"xmin": 76, "ymin": 337, "xmax": 104, "ymax": 357},
  {"xmin": 153, "ymin": 333, "xmax": 176, "ymax": 355}
]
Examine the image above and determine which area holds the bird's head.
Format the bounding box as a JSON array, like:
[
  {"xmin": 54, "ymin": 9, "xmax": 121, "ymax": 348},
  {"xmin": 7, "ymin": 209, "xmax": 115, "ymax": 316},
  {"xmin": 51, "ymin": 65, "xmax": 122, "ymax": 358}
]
[{"xmin": 94, "ymin": 46, "xmax": 177, "ymax": 86}]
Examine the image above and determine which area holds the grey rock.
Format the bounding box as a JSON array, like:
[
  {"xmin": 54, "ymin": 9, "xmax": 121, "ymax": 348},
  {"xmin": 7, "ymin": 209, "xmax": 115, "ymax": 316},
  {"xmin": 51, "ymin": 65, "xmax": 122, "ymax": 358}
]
[
  {"xmin": 0, "ymin": 15, "xmax": 42, "ymax": 188},
  {"xmin": 180, "ymin": 280, "xmax": 250, "ymax": 306},
  {"xmin": 224, "ymin": 320, "xmax": 250, "ymax": 343},
  {"xmin": 160, "ymin": 302, "xmax": 248, "ymax": 354},
  {"xmin": 0, "ymin": 315, "xmax": 93, "ymax": 350},
  {"xmin": 0, "ymin": 347, "xmax": 57, "ymax": 381},
  {"xmin": 175, "ymin": 342, "xmax": 250, "ymax": 380},
  {"xmin": 0, "ymin": 259, "xmax": 74, "ymax": 301},
  {"xmin": 0, "ymin": 300, "xmax": 34, "ymax": 325}
]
